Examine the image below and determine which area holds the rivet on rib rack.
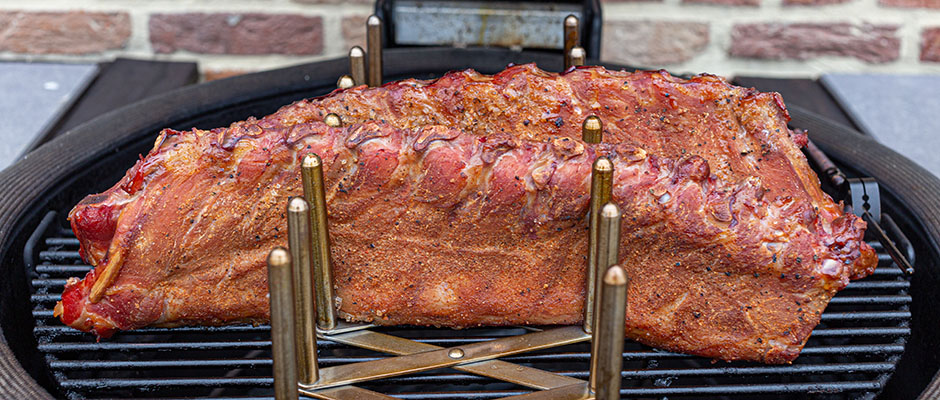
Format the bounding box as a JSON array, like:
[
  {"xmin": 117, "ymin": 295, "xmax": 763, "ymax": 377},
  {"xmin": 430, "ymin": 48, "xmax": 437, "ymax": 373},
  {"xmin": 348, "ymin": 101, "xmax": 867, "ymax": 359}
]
[
  {"xmin": 582, "ymin": 115, "xmax": 602, "ymax": 144},
  {"xmin": 324, "ymin": 113, "xmax": 342, "ymax": 128},
  {"xmin": 337, "ymin": 75, "xmax": 355, "ymax": 90},
  {"xmin": 448, "ymin": 348, "xmax": 465, "ymax": 359},
  {"xmin": 569, "ymin": 47, "xmax": 586, "ymax": 68}
]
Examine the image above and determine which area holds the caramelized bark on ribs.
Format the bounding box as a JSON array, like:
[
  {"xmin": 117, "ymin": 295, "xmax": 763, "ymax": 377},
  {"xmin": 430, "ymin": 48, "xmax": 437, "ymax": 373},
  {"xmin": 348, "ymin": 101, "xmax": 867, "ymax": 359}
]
[{"xmin": 57, "ymin": 65, "xmax": 876, "ymax": 364}]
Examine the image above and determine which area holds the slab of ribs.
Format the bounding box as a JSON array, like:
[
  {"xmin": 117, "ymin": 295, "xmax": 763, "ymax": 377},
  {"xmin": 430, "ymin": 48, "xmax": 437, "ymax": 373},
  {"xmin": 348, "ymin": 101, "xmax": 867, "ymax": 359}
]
[{"xmin": 55, "ymin": 64, "xmax": 876, "ymax": 364}]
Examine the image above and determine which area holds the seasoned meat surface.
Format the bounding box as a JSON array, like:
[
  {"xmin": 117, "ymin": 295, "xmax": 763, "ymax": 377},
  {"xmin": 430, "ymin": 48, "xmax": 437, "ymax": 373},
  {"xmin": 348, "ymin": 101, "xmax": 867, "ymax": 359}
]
[{"xmin": 57, "ymin": 64, "xmax": 876, "ymax": 363}]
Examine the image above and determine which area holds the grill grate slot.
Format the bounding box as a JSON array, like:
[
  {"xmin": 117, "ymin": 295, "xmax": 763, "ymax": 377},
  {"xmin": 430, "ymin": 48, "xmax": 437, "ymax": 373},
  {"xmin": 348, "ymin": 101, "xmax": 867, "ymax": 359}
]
[{"xmin": 28, "ymin": 215, "xmax": 912, "ymax": 399}]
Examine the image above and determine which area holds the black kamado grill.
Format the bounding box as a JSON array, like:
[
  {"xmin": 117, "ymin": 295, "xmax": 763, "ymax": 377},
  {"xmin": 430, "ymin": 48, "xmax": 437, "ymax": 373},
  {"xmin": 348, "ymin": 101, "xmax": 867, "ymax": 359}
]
[{"xmin": 1, "ymin": 2, "xmax": 939, "ymax": 399}]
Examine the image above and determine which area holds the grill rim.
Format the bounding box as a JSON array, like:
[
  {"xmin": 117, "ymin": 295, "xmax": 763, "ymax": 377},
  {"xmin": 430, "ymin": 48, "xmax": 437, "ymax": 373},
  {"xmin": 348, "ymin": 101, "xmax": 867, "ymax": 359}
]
[{"xmin": 0, "ymin": 47, "xmax": 938, "ymax": 399}]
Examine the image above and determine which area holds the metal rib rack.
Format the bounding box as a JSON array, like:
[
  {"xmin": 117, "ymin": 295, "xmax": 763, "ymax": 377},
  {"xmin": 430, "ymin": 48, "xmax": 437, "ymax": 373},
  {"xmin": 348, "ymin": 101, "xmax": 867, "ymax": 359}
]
[{"xmin": 26, "ymin": 210, "xmax": 911, "ymax": 399}]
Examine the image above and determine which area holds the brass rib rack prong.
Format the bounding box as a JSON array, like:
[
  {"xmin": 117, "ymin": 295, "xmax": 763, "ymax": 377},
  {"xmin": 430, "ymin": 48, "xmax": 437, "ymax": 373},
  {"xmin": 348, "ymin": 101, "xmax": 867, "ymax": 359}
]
[
  {"xmin": 267, "ymin": 247, "xmax": 300, "ymax": 400},
  {"xmin": 569, "ymin": 46, "xmax": 585, "ymax": 68},
  {"xmin": 564, "ymin": 15, "xmax": 580, "ymax": 70},
  {"xmin": 592, "ymin": 264, "xmax": 628, "ymax": 399},
  {"xmin": 582, "ymin": 115, "xmax": 602, "ymax": 144},
  {"xmin": 366, "ymin": 16, "xmax": 383, "ymax": 87},
  {"xmin": 588, "ymin": 202, "xmax": 621, "ymax": 386},
  {"xmin": 349, "ymin": 46, "xmax": 366, "ymax": 87},
  {"xmin": 324, "ymin": 113, "xmax": 342, "ymax": 128},
  {"xmin": 301, "ymin": 154, "xmax": 337, "ymax": 331},
  {"xmin": 584, "ymin": 157, "xmax": 613, "ymax": 334},
  {"xmin": 337, "ymin": 75, "xmax": 355, "ymax": 90},
  {"xmin": 287, "ymin": 197, "xmax": 319, "ymax": 385}
]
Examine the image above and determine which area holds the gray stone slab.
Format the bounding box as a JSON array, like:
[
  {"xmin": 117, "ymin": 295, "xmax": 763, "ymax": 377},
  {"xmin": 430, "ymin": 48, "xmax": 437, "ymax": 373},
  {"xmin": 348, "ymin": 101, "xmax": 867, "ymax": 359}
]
[
  {"xmin": 820, "ymin": 73, "xmax": 940, "ymax": 178},
  {"xmin": 0, "ymin": 62, "xmax": 98, "ymax": 171}
]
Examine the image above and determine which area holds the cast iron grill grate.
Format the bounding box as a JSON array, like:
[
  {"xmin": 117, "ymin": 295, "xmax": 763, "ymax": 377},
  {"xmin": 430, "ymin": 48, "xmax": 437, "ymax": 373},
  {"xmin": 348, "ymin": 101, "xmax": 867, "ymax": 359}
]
[{"xmin": 26, "ymin": 211, "xmax": 912, "ymax": 399}]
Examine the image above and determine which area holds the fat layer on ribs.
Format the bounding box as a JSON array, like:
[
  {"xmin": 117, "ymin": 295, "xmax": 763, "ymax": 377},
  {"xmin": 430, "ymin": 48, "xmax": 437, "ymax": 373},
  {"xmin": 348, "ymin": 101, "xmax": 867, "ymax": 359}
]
[{"xmin": 56, "ymin": 64, "xmax": 876, "ymax": 364}]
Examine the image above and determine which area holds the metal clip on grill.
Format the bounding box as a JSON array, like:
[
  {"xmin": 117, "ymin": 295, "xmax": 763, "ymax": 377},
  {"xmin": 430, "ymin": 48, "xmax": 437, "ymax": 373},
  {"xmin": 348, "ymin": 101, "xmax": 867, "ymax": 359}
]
[{"xmin": 271, "ymin": 20, "xmax": 623, "ymax": 397}]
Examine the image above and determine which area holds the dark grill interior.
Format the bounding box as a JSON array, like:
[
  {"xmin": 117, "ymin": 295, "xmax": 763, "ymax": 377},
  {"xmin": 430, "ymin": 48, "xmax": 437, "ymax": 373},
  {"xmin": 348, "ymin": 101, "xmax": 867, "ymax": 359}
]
[{"xmin": 27, "ymin": 207, "xmax": 914, "ymax": 399}]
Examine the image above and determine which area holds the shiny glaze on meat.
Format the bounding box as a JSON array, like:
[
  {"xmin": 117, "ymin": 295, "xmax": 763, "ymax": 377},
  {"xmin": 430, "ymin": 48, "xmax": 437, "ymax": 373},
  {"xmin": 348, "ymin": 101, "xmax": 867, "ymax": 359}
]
[{"xmin": 57, "ymin": 64, "xmax": 876, "ymax": 363}]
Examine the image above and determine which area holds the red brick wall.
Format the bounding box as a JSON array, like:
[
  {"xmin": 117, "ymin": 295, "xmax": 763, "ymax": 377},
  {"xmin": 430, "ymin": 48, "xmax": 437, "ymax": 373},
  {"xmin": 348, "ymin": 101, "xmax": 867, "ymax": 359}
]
[
  {"xmin": 0, "ymin": 1, "xmax": 938, "ymax": 79},
  {"xmin": 0, "ymin": 11, "xmax": 130, "ymax": 54}
]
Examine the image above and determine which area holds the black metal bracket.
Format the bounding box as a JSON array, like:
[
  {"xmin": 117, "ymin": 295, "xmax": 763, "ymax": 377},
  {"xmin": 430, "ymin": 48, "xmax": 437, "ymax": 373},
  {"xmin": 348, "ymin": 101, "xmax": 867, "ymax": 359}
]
[
  {"xmin": 806, "ymin": 140, "xmax": 914, "ymax": 276},
  {"xmin": 847, "ymin": 177, "xmax": 881, "ymax": 223},
  {"xmin": 845, "ymin": 177, "xmax": 914, "ymax": 275}
]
